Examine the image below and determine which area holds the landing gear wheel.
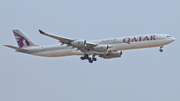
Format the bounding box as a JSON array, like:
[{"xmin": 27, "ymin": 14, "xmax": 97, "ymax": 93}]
[
  {"xmin": 80, "ymin": 57, "xmax": 85, "ymax": 60},
  {"xmin": 88, "ymin": 57, "xmax": 91, "ymax": 61},
  {"xmin": 159, "ymin": 49, "xmax": 163, "ymax": 52},
  {"xmin": 89, "ymin": 60, "xmax": 93, "ymax": 63},
  {"xmin": 93, "ymin": 58, "xmax": 97, "ymax": 61}
]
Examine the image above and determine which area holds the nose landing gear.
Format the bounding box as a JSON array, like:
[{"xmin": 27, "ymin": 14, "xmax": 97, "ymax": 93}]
[
  {"xmin": 159, "ymin": 49, "xmax": 163, "ymax": 52},
  {"xmin": 159, "ymin": 45, "xmax": 163, "ymax": 52}
]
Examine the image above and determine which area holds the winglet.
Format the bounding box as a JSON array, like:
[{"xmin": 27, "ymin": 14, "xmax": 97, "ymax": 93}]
[{"xmin": 39, "ymin": 30, "xmax": 46, "ymax": 34}]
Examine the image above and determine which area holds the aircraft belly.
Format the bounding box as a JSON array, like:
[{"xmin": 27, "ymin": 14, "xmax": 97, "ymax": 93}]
[
  {"xmin": 31, "ymin": 49, "xmax": 74, "ymax": 57},
  {"xmin": 157, "ymin": 39, "xmax": 174, "ymax": 45}
]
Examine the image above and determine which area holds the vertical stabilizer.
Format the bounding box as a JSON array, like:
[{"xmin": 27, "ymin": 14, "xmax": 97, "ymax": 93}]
[{"xmin": 13, "ymin": 29, "xmax": 36, "ymax": 48}]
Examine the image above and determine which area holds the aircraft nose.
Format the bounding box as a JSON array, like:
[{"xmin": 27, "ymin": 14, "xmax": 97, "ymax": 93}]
[{"xmin": 172, "ymin": 37, "xmax": 175, "ymax": 41}]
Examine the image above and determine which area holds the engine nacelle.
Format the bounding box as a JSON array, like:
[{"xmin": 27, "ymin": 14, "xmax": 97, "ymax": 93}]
[
  {"xmin": 71, "ymin": 40, "xmax": 86, "ymax": 47},
  {"xmin": 99, "ymin": 51, "xmax": 122, "ymax": 59},
  {"xmin": 94, "ymin": 45, "xmax": 108, "ymax": 52}
]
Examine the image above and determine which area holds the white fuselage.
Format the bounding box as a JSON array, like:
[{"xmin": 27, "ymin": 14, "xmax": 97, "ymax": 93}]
[{"xmin": 21, "ymin": 34, "xmax": 175, "ymax": 57}]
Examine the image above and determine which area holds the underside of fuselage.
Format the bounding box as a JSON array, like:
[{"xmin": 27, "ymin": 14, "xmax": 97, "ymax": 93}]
[{"xmin": 29, "ymin": 38, "xmax": 174, "ymax": 57}]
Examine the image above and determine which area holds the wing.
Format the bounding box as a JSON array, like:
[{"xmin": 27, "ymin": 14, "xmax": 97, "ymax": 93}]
[
  {"xmin": 39, "ymin": 30, "xmax": 98, "ymax": 49},
  {"xmin": 39, "ymin": 30, "xmax": 75, "ymax": 44}
]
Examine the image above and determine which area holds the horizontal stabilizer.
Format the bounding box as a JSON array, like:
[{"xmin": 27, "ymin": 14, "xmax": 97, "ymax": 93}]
[{"xmin": 4, "ymin": 45, "xmax": 28, "ymax": 51}]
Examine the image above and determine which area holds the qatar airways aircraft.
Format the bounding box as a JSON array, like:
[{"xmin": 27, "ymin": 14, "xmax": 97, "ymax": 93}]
[{"xmin": 4, "ymin": 29, "xmax": 175, "ymax": 63}]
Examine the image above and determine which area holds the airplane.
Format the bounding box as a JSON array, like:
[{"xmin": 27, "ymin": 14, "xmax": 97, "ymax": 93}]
[{"xmin": 4, "ymin": 29, "xmax": 175, "ymax": 63}]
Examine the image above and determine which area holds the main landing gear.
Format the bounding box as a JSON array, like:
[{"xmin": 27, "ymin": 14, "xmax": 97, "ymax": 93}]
[
  {"xmin": 159, "ymin": 45, "xmax": 163, "ymax": 52},
  {"xmin": 80, "ymin": 54, "xmax": 97, "ymax": 63}
]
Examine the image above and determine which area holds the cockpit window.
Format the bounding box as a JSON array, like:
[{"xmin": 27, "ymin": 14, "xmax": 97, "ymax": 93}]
[{"xmin": 167, "ymin": 36, "xmax": 171, "ymax": 37}]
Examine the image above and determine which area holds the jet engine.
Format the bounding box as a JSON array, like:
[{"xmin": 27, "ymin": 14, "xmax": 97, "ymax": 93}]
[
  {"xmin": 71, "ymin": 40, "xmax": 86, "ymax": 47},
  {"xmin": 99, "ymin": 51, "xmax": 122, "ymax": 59},
  {"xmin": 94, "ymin": 45, "xmax": 109, "ymax": 52}
]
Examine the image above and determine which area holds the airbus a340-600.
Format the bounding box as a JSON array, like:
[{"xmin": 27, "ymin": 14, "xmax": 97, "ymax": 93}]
[{"xmin": 4, "ymin": 29, "xmax": 175, "ymax": 63}]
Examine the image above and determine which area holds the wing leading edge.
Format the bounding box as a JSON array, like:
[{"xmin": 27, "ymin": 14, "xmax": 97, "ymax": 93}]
[{"xmin": 39, "ymin": 30, "xmax": 98, "ymax": 49}]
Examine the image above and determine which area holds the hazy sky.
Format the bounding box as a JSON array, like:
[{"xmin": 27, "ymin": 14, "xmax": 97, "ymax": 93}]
[{"xmin": 0, "ymin": 0, "xmax": 179, "ymax": 101}]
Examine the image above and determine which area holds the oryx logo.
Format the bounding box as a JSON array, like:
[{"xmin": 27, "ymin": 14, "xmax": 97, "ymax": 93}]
[{"xmin": 13, "ymin": 31, "xmax": 30, "ymax": 48}]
